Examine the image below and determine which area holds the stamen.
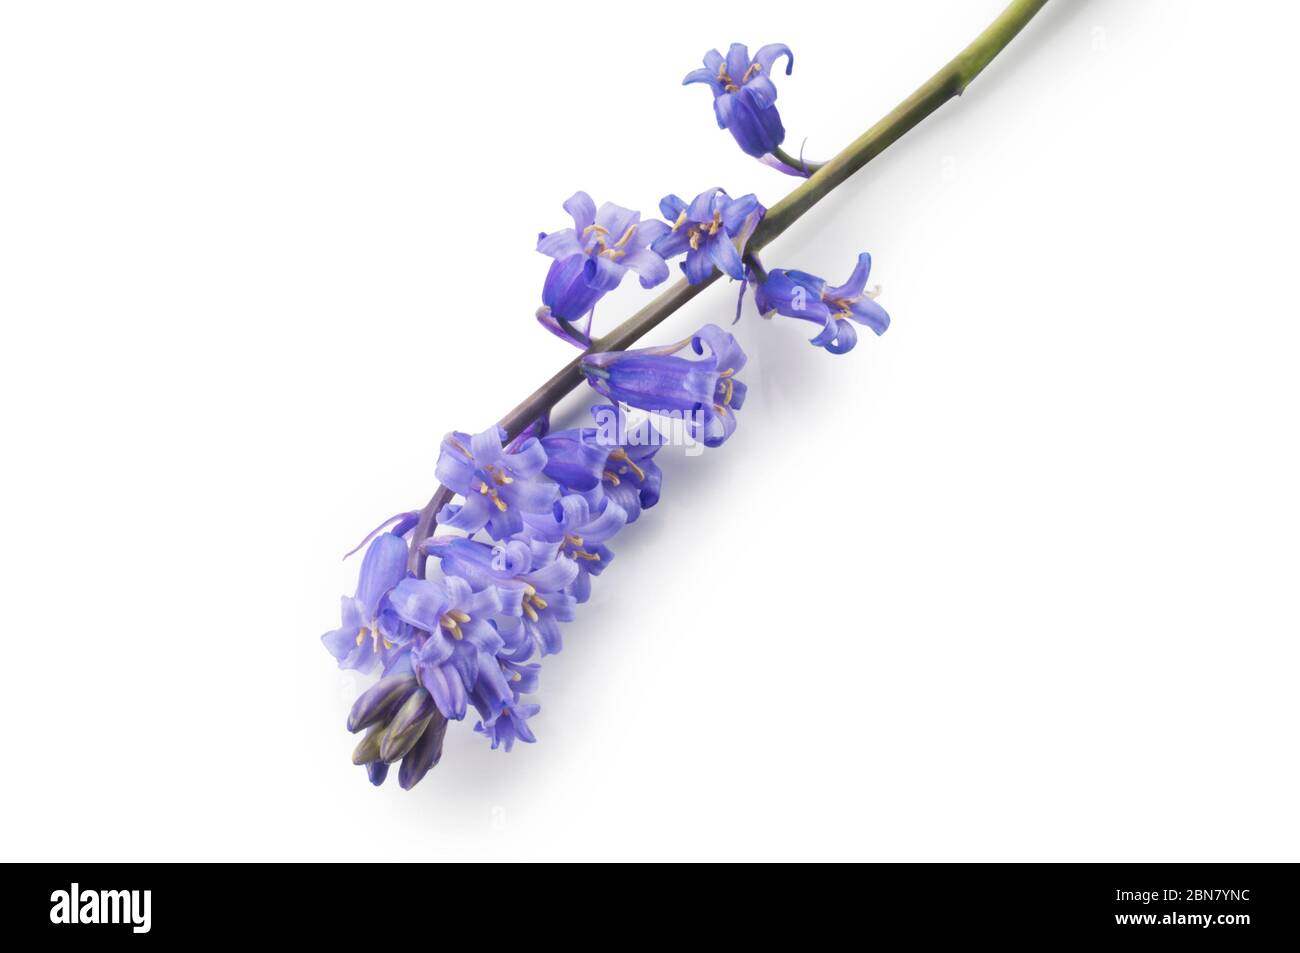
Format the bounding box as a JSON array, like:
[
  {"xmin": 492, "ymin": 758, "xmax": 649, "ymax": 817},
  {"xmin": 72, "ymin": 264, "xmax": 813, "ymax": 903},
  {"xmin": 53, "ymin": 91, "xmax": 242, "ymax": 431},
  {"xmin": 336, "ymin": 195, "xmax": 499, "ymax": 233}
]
[
  {"xmin": 603, "ymin": 468, "xmax": 621, "ymax": 486},
  {"xmin": 609, "ymin": 449, "xmax": 644, "ymax": 481},
  {"xmin": 522, "ymin": 601, "xmax": 539, "ymax": 623},
  {"xmin": 742, "ymin": 62, "xmax": 762, "ymax": 82},
  {"xmin": 671, "ymin": 210, "xmax": 688, "ymax": 232},
  {"xmin": 612, "ymin": 224, "xmax": 638, "ymax": 248},
  {"xmin": 531, "ymin": 594, "xmax": 548, "ymax": 610},
  {"xmin": 449, "ymin": 609, "xmax": 471, "ymax": 623},
  {"xmin": 565, "ymin": 533, "xmax": 584, "ymax": 547}
]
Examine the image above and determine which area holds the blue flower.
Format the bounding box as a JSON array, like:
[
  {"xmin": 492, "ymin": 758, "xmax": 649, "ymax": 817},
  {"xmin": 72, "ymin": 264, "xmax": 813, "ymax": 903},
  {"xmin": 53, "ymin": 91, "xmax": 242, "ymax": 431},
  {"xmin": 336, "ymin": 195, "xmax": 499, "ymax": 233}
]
[
  {"xmin": 753, "ymin": 253, "xmax": 890, "ymax": 354},
  {"xmin": 650, "ymin": 188, "xmax": 764, "ymax": 284},
  {"xmin": 541, "ymin": 407, "xmax": 664, "ymax": 524},
  {"xmin": 475, "ymin": 700, "xmax": 541, "ymax": 752},
  {"xmin": 435, "ymin": 426, "xmax": 559, "ymax": 540},
  {"xmin": 684, "ymin": 43, "xmax": 793, "ymax": 158},
  {"xmin": 431, "ymin": 536, "xmax": 578, "ymax": 660},
  {"xmin": 538, "ymin": 426, "xmax": 612, "ymax": 496},
  {"xmin": 387, "ymin": 573, "xmax": 506, "ymax": 721},
  {"xmin": 524, "ymin": 493, "xmax": 628, "ymax": 603},
  {"xmin": 537, "ymin": 192, "xmax": 671, "ymax": 324},
  {"xmin": 581, "ymin": 324, "xmax": 747, "ymax": 447},
  {"xmin": 320, "ymin": 532, "xmax": 409, "ymax": 674}
]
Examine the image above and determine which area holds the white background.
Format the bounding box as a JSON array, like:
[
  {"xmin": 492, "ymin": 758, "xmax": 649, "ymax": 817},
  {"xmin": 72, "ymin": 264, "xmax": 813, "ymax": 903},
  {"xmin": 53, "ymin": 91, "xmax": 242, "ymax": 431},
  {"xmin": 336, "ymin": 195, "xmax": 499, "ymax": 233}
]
[{"xmin": 2, "ymin": 0, "xmax": 1297, "ymax": 861}]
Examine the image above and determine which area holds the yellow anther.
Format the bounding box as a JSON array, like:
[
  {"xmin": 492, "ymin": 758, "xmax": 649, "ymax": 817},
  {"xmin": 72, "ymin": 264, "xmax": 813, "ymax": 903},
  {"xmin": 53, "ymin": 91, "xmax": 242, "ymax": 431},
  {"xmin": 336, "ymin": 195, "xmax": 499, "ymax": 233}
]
[
  {"xmin": 609, "ymin": 449, "xmax": 644, "ymax": 481},
  {"xmin": 599, "ymin": 247, "xmax": 626, "ymax": 260},
  {"xmin": 511, "ymin": 672, "xmax": 522, "ymax": 682},
  {"xmin": 382, "ymin": 638, "xmax": 393, "ymax": 650},
  {"xmin": 565, "ymin": 533, "xmax": 584, "ymax": 547},
  {"xmin": 742, "ymin": 62, "xmax": 762, "ymax": 82},
  {"xmin": 449, "ymin": 609, "xmax": 471, "ymax": 624},
  {"xmin": 603, "ymin": 468, "xmax": 621, "ymax": 486},
  {"xmin": 671, "ymin": 210, "xmax": 687, "ymax": 232},
  {"xmin": 573, "ymin": 550, "xmax": 602, "ymax": 562},
  {"xmin": 440, "ymin": 617, "xmax": 463, "ymax": 640},
  {"xmin": 522, "ymin": 601, "xmax": 539, "ymax": 623},
  {"xmin": 719, "ymin": 377, "xmax": 734, "ymax": 405},
  {"xmin": 688, "ymin": 230, "xmax": 701, "ymax": 251},
  {"xmin": 492, "ymin": 495, "xmax": 508, "ymax": 512},
  {"xmin": 582, "ymin": 223, "xmax": 609, "ymax": 236},
  {"xmin": 718, "ymin": 367, "xmax": 735, "ymax": 378},
  {"xmin": 355, "ymin": 628, "xmax": 366, "ymax": 647},
  {"xmin": 612, "ymin": 224, "xmax": 638, "ymax": 248},
  {"xmin": 531, "ymin": 594, "xmax": 548, "ymax": 610}
]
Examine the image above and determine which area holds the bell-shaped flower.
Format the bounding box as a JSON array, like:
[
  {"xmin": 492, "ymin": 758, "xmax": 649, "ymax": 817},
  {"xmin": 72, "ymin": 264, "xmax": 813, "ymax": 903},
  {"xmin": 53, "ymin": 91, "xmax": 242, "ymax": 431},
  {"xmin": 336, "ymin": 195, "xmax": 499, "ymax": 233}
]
[
  {"xmin": 387, "ymin": 574, "xmax": 505, "ymax": 721},
  {"xmin": 753, "ymin": 253, "xmax": 890, "ymax": 354},
  {"xmin": 321, "ymin": 532, "xmax": 409, "ymax": 674},
  {"xmin": 541, "ymin": 408, "xmax": 664, "ymax": 523},
  {"xmin": 684, "ymin": 43, "xmax": 794, "ymax": 159},
  {"xmin": 581, "ymin": 324, "xmax": 747, "ymax": 448},
  {"xmin": 650, "ymin": 188, "xmax": 764, "ymax": 285},
  {"xmin": 475, "ymin": 700, "xmax": 541, "ymax": 752},
  {"xmin": 536, "ymin": 192, "xmax": 671, "ymax": 324},
  {"xmin": 435, "ymin": 425, "xmax": 559, "ymax": 540},
  {"xmin": 430, "ymin": 537, "xmax": 578, "ymax": 660},
  {"xmin": 524, "ymin": 493, "xmax": 628, "ymax": 603}
]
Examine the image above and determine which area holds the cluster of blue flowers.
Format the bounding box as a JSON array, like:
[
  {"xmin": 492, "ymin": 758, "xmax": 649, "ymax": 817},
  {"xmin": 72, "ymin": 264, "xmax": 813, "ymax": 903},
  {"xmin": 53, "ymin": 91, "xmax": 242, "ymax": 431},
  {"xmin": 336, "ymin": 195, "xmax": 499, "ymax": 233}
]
[{"xmin": 322, "ymin": 42, "xmax": 890, "ymax": 788}]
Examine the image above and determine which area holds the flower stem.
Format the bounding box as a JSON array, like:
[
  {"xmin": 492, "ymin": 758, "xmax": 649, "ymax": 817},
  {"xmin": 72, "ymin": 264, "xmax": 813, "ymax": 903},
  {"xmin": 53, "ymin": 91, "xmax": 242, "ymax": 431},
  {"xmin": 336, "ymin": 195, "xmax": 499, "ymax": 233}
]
[
  {"xmin": 770, "ymin": 146, "xmax": 824, "ymax": 177},
  {"xmin": 407, "ymin": 0, "xmax": 1050, "ymax": 572}
]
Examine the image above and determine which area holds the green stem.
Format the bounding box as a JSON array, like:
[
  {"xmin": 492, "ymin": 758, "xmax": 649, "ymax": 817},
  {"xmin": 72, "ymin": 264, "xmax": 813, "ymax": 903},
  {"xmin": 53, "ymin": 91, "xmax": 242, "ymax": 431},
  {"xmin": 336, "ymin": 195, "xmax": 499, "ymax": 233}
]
[
  {"xmin": 770, "ymin": 145, "xmax": 824, "ymax": 177},
  {"xmin": 408, "ymin": 0, "xmax": 1051, "ymax": 572}
]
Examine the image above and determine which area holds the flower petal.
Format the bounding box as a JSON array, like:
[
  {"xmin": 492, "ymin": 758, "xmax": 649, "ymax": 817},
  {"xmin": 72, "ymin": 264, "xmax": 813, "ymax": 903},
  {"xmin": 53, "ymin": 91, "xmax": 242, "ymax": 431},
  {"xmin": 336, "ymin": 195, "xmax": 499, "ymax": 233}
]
[{"xmin": 563, "ymin": 191, "xmax": 596, "ymax": 233}]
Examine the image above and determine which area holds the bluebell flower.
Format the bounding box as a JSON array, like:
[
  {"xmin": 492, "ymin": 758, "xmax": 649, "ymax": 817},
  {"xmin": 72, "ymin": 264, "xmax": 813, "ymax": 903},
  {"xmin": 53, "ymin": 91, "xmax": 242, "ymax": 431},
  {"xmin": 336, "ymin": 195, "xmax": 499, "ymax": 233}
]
[
  {"xmin": 753, "ymin": 253, "xmax": 890, "ymax": 354},
  {"xmin": 589, "ymin": 405, "xmax": 664, "ymax": 522},
  {"xmin": 684, "ymin": 43, "xmax": 794, "ymax": 159},
  {"xmin": 581, "ymin": 324, "xmax": 748, "ymax": 447},
  {"xmin": 321, "ymin": 532, "xmax": 409, "ymax": 674},
  {"xmin": 538, "ymin": 426, "xmax": 612, "ymax": 496},
  {"xmin": 650, "ymin": 188, "xmax": 764, "ymax": 284},
  {"xmin": 387, "ymin": 574, "xmax": 506, "ymax": 721},
  {"xmin": 524, "ymin": 493, "xmax": 627, "ymax": 603},
  {"xmin": 435, "ymin": 425, "xmax": 559, "ymax": 540},
  {"xmin": 541, "ymin": 408, "xmax": 664, "ymax": 523},
  {"xmin": 475, "ymin": 700, "xmax": 541, "ymax": 752},
  {"xmin": 431, "ymin": 536, "xmax": 578, "ymax": 659},
  {"xmin": 537, "ymin": 192, "xmax": 671, "ymax": 324}
]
